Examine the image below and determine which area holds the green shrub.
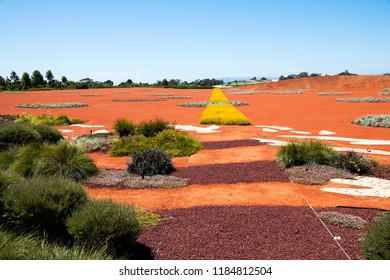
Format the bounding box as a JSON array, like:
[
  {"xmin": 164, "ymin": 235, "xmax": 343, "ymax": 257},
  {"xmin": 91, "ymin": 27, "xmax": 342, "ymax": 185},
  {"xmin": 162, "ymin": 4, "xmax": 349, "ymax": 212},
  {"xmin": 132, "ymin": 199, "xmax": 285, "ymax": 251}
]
[
  {"xmin": 276, "ymin": 140, "xmax": 338, "ymax": 168},
  {"xmin": 128, "ymin": 148, "xmax": 175, "ymax": 178},
  {"xmin": 113, "ymin": 119, "xmax": 136, "ymax": 137},
  {"xmin": 2, "ymin": 176, "xmax": 89, "ymax": 242},
  {"xmin": 152, "ymin": 129, "xmax": 203, "ymax": 157},
  {"xmin": 10, "ymin": 142, "xmax": 98, "ymax": 181},
  {"xmin": 34, "ymin": 142, "xmax": 98, "ymax": 182},
  {"xmin": 67, "ymin": 199, "xmax": 141, "ymax": 257},
  {"xmin": 0, "ymin": 122, "xmax": 41, "ymax": 150},
  {"xmin": 110, "ymin": 130, "xmax": 202, "ymax": 158},
  {"xmin": 137, "ymin": 118, "xmax": 172, "ymax": 137},
  {"xmin": 0, "ymin": 228, "xmax": 112, "ymax": 260},
  {"xmin": 34, "ymin": 124, "xmax": 64, "ymax": 144},
  {"xmin": 110, "ymin": 135, "xmax": 149, "ymax": 157},
  {"xmin": 362, "ymin": 212, "xmax": 390, "ymax": 260},
  {"xmin": 0, "ymin": 122, "xmax": 63, "ymax": 151},
  {"xmin": 335, "ymin": 151, "xmax": 378, "ymax": 175}
]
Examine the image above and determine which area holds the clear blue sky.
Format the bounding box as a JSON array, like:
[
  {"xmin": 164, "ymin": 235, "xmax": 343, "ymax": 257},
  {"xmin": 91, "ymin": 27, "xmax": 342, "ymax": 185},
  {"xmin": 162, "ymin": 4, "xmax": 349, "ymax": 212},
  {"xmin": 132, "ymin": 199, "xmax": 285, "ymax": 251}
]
[{"xmin": 1, "ymin": 0, "xmax": 389, "ymax": 84}]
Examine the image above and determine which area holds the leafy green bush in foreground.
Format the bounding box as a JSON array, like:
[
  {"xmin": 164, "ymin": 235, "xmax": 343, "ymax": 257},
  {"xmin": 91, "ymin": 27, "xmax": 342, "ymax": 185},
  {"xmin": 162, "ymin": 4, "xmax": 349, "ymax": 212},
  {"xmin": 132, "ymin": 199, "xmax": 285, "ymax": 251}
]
[
  {"xmin": 0, "ymin": 122, "xmax": 63, "ymax": 151},
  {"xmin": 2, "ymin": 175, "xmax": 88, "ymax": 242},
  {"xmin": 362, "ymin": 212, "xmax": 390, "ymax": 260},
  {"xmin": 67, "ymin": 199, "xmax": 141, "ymax": 257}
]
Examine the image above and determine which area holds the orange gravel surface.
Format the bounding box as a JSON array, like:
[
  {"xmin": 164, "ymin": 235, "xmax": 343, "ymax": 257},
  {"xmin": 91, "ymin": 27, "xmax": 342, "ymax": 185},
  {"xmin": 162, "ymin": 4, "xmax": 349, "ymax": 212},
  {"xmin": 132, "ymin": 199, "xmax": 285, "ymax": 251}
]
[{"xmin": 1, "ymin": 76, "xmax": 390, "ymax": 211}]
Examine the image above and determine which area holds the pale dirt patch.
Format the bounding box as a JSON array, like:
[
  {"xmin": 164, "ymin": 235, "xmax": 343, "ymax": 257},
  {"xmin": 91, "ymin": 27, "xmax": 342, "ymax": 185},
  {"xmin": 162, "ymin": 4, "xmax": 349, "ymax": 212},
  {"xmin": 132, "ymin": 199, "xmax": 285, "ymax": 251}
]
[{"xmin": 323, "ymin": 177, "xmax": 390, "ymax": 198}]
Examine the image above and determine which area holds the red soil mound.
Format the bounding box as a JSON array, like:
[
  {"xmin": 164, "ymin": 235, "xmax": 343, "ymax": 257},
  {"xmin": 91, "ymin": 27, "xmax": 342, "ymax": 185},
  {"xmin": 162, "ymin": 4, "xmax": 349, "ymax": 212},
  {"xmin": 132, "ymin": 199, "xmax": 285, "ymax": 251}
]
[{"xmin": 244, "ymin": 75, "xmax": 390, "ymax": 92}]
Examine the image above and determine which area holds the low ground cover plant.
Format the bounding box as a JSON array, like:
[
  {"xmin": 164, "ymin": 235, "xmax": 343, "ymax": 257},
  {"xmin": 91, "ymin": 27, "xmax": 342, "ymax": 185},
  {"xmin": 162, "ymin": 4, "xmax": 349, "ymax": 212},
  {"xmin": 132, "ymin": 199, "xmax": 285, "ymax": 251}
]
[
  {"xmin": 336, "ymin": 97, "xmax": 390, "ymax": 103},
  {"xmin": 353, "ymin": 114, "xmax": 390, "ymax": 128},
  {"xmin": 228, "ymin": 91, "xmax": 267, "ymax": 95},
  {"xmin": 110, "ymin": 117, "xmax": 203, "ymax": 157},
  {"xmin": 317, "ymin": 92, "xmax": 352, "ymax": 96},
  {"xmin": 199, "ymin": 88, "xmax": 251, "ymax": 125},
  {"xmin": 86, "ymin": 169, "xmax": 189, "ymax": 189},
  {"xmin": 285, "ymin": 165, "xmax": 354, "ymax": 185},
  {"xmin": 15, "ymin": 102, "xmax": 88, "ymax": 108},
  {"xmin": 199, "ymin": 104, "xmax": 251, "ymax": 125},
  {"xmin": 380, "ymin": 88, "xmax": 390, "ymax": 95},
  {"xmin": 112, "ymin": 98, "xmax": 164, "ymax": 102},
  {"xmin": 209, "ymin": 88, "xmax": 229, "ymax": 102},
  {"xmin": 269, "ymin": 90, "xmax": 304, "ymax": 94},
  {"xmin": 317, "ymin": 211, "xmax": 367, "ymax": 229},
  {"xmin": 16, "ymin": 114, "xmax": 84, "ymax": 126},
  {"xmin": 110, "ymin": 129, "xmax": 203, "ymax": 157},
  {"xmin": 362, "ymin": 212, "xmax": 390, "ymax": 260},
  {"xmin": 73, "ymin": 133, "xmax": 116, "ymax": 152}
]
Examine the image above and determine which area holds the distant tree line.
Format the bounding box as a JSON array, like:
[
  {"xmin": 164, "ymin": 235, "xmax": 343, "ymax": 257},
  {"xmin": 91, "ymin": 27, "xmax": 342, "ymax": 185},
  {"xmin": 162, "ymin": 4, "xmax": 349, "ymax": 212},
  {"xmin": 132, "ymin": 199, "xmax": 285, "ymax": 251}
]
[
  {"xmin": 0, "ymin": 70, "xmax": 115, "ymax": 91},
  {"xmin": 0, "ymin": 70, "xmax": 223, "ymax": 91},
  {"xmin": 278, "ymin": 72, "xmax": 322, "ymax": 81}
]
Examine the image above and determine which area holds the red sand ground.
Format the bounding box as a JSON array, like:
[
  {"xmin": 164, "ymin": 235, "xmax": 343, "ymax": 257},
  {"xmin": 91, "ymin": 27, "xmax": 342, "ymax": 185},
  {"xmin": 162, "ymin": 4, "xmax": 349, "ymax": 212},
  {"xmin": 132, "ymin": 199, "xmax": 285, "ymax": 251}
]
[{"xmin": 1, "ymin": 75, "xmax": 390, "ymax": 211}]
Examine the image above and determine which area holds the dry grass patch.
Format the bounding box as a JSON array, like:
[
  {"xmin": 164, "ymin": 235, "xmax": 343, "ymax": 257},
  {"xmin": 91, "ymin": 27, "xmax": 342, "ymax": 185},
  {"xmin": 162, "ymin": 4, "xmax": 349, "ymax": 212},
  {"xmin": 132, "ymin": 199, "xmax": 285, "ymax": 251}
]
[{"xmin": 286, "ymin": 165, "xmax": 354, "ymax": 185}]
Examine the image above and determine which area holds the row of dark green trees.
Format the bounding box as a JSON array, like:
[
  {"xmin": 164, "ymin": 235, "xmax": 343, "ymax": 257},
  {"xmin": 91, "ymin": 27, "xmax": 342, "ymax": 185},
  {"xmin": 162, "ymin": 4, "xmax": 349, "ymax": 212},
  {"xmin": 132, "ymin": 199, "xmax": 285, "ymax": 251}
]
[{"xmin": 0, "ymin": 70, "xmax": 223, "ymax": 91}]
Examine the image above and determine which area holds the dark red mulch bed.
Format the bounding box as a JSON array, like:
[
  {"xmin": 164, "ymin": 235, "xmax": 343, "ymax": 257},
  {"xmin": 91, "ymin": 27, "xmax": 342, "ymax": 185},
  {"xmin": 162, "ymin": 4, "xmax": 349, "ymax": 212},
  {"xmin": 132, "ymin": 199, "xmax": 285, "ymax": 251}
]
[
  {"xmin": 136, "ymin": 206, "xmax": 383, "ymax": 260},
  {"xmin": 201, "ymin": 140, "xmax": 266, "ymax": 150},
  {"xmin": 172, "ymin": 161, "xmax": 290, "ymax": 184}
]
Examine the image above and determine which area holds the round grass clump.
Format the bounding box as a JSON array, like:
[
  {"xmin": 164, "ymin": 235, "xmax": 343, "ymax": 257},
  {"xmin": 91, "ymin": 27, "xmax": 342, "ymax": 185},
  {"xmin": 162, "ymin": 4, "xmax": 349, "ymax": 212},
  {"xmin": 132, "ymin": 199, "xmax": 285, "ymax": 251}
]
[
  {"xmin": 113, "ymin": 119, "xmax": 137, "ymax": 137},
  {"xmin": 276, "ymin": 140, "xmax": 338, "ymax": 168},
  {"xmin": 10, "ymin": 142, "xmax": 98, "ymax": 181},
  {"xmin": 35, "ymin": 142, "xmax": 98, "ymax": 182},
  {"xmin": 137, "ymin": 118, "xmax": 172, "ymax": 138},
  {"xmin": 67, "ymin": 199, "xmax": 141, "ymax": 257}
]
